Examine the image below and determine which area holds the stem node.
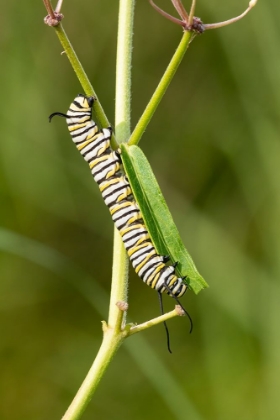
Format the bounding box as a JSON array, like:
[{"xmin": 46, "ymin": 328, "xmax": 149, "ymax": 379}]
[
  {"xmin": 175, "ymin": 305, "xmax": 185, "ymax": 316},
  {"xmin": 116, "ymin": 301, "xmax": 129, "ymax": 312},
  {"xmin": 101, "ymin": 320, "xmax": 109, "ymax": 333},
  {"xmin": 44, "ymin": 12, "xmax": 63, "ymax": 27}
]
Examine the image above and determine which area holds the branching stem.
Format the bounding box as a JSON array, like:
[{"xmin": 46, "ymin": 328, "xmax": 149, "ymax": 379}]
[{"xmin": 129, "ymin": 308, "xmax": 182, "ymax": 335}]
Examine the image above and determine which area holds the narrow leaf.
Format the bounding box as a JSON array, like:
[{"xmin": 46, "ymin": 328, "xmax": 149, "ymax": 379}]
[{"xmin": 121, "ymin": 144, "xmax": 208, "ymax": 294}]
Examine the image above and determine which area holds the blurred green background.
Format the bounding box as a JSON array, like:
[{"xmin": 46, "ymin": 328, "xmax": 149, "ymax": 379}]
[{"xmin": 1, "ymin": 1, "xmax": 279, "ymax": 419}]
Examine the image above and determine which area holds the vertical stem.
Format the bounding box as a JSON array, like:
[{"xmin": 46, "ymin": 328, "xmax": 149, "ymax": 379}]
[
  {"xmin": 108, "ymin": 227, "xmax": 129, "ymax": 328},
  {"xmin": 61, "ymin": 2, "xmax": 135, "ymax": 419},
  {"xmin": 61, "ymin": 329, "xmax": 123, "ymax": 420},
  {"xmin": 108, "ymin": 0, "xmax": 135, "ymax": 328},
  {"xmin": 115, "ymin": 0, "xmax": 135, "ymax": 143}
]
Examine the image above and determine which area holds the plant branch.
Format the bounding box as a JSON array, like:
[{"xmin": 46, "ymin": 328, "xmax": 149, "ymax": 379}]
[
  {"xmin": 43, "ymin": 0, "xmax": 55, "ymax": 19},
  {"xmin": 204, "ymin": 0, "xmax": 258, "ymax": 30},
  {"xmin": 42, "ymin": 0, "xmax": 118, "ymax": 149},
  {"xmin": 171, "ymin": 0, "xmax": 189, "ymax": 21},
  {"xmin": 53, "ymin": 24, "xmax": 118, "ymax": 149},
  {"xmin": 128, "ymin": 30, "xmax": 192, "ymax": 146},
  {"xmin": 128, "ymin": 306, "xmax": 184, "ymax": 336},
  {"xmin": 188, "ymin": 0, "xmax": 197, "ymax": 27},
  {"xmin": 55, "ymin": 0, "xmax": 64, "ymax": 13},
  {"xmin": 150, "ymin": 0, "xmax": 184, "ymax": 27}
]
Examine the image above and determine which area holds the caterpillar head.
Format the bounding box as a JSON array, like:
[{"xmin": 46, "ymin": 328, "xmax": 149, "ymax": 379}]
[
  {"xmin": 49, "ymin": 94, "xmax": 95, "ymax": 122},
  {"xmin": 75, "ymin": 94, "xmax": 95, "ymax": 110}
]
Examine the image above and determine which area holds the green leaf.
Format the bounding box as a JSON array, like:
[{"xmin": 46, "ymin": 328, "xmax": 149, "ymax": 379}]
[{"xmin": 120, "ymin": 144, "xmax": 208, "ymax": 294}]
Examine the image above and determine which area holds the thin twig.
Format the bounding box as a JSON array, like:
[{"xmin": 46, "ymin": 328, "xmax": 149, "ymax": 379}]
[
  {"xmin": 42, "ymin": 0, "xmax": 55, "ymax": 19},
  {"xmin": 55, "ymin": 0, "xmax": 64, "ymax": 13},
  {"xmin": 188, "ymin": 0, "xmax": 197, "ymax": 27},
  {"xmin": 204, "ymin": 0, "xmax": 258, "ymax": 30},
  {"xmin": 149, "ymin": 0, "xmax": 184, "ymax": 27},
  {"xmin": 42, "ymin": 0, "xmax": 118, "ymax": 148},
  {"xmin": 171, "ymin": 0, "xmax": 189, "ymax": 21},
  {"xmin": 128, "ymin": 308, "xmax": 181, "ymax": 335}
]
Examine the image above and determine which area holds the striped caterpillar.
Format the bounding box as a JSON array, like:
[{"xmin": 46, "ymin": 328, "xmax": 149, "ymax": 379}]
[{"xmin": 49, "ymin": 94, "xmax": 189, "ymax": 319}]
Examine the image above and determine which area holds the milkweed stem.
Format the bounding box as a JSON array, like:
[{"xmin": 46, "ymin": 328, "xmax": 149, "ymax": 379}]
[
  {"xmin": 42, "ymin": 0, "xmax": 118, "ymax": 149},
  {"xmin": 108, "ymin": 0, "xmax": 135, "ymax": 330},
  {"xmin": 60, "ymin": 1, "xmax": 134, "ymax": 419},
  {"xmin": 128, "ymin": 30, "xmax": 192, "ymax": 146},
  {"xmin": 128, "ymin": 307, "xmax": 183, "ymax": 336}
]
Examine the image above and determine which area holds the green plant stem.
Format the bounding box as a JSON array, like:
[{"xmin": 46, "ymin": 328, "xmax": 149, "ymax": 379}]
[
  {"xmin": 53, "ymin": 23, "xmax": 118, "ymax": 149},
  {"xmin": 128, "ymin": 30, "xmax": 192, "ymax": 146},
  {"xmin": 54, "ymin": 24, "xmax": 94, "ymax": 96},
  {"xmin": 128, "ymin": 308, "xmax": 180, "ymax": 335},
  {"xmin": 108, "ymin": 0, "xmax": 135, "ymax": 328},
  {"xmin": 115, "ymin": 0, "xmax": 134, "ymax": 143},
  {"xmin": 61, "ymin": 326, "xmax": 124, "ymax": 420},
  {"xmin": 108, "ymin": 227, "xmax": 129, "ymax": 328},
  {"xmin": 61, "ymin": 2, "xmax": 134, "ymax": 419}
]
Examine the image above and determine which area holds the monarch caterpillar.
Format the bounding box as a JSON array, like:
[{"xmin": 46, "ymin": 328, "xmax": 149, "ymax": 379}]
[{"xmin": 49, "ymin": 95, "xmax": 190, "ymax": 334}]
